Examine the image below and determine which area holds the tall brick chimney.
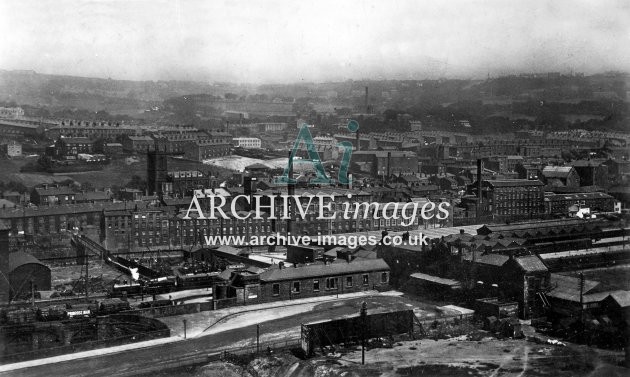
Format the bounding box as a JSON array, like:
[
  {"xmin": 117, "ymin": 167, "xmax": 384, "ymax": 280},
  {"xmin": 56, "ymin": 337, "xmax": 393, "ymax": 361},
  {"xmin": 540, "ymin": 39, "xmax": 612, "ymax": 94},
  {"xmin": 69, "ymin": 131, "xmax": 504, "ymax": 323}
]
[
  {"xmin": 0, "ymin": 220, "xmax": 10, "ymax": 303},
  {"xmin": 477, "ymin": 159, "xmax": 483, "ymax": 219}
]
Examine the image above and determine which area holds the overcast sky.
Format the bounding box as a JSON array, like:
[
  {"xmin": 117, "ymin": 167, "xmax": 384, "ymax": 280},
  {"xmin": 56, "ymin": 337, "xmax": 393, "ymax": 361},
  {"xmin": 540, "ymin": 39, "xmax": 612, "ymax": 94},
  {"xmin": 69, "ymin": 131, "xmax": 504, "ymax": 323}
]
[{"xmin": 1, "ymin": 0, "xmax": 628, "ymax": 83}]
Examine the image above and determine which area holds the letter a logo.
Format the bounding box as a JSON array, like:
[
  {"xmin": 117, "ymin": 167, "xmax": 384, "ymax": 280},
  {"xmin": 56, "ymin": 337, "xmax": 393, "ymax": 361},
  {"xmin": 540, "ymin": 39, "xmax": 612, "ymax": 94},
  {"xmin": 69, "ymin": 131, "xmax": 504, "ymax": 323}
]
[
  {"xmin": 275, "ymin": 123, "xmax": 332, "ymax": 185},
  {"xmin": 275, "ymin": 121, "xmax": 359, "ymax": 186}
]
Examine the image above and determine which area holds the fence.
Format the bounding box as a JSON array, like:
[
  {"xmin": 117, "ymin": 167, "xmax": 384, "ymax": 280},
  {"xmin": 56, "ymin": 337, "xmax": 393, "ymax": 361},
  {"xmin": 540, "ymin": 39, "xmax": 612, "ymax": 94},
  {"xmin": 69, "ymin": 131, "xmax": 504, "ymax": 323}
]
[
  {"xmin": 122, "ymin": 301, "xmax": 213, "ymax": 318},
  {"xmin": 221, "ymin": 338, "xmax": 301, "ymax": 365},
  {"xmin": 0, "ymin": 327, "xmax": 169, "ymax": 364}
]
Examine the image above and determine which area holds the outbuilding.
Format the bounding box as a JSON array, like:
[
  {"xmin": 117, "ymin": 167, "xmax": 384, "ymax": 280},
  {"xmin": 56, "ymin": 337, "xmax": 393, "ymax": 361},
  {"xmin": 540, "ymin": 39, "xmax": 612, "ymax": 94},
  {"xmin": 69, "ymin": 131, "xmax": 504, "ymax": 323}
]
[{"xmin": 9, "ymin": 252, "xmax": 51, "ymax": 300}]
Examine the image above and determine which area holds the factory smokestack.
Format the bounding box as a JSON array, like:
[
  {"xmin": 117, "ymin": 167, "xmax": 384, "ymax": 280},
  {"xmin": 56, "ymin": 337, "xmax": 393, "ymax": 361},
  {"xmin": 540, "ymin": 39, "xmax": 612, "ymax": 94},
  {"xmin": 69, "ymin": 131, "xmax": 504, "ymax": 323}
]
[
  {"xmin": 287, "ymin": 150, "xmax": 295, "ymax": 234},
  {"xmin": 365, "ymin": 86, "xmax": 369, "ymax": 114},
  {"xmin": 386, "ymin": 152, "xmax": 391, "ymax": 183},
  {"xmin": 477, "ymin": 159, "xmax": 483, "ymax": 219},
  {"xmin": 0, "ymin": 222, "xmax": 10, "ymax": 303}
]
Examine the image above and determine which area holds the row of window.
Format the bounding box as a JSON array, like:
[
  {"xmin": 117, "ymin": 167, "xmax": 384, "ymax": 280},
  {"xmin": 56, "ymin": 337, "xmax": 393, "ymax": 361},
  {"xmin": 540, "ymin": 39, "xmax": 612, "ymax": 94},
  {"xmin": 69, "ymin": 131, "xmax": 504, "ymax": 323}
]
[{"xmin": 271, "ymin": 273, "xmax": 388, "ymax": 296}]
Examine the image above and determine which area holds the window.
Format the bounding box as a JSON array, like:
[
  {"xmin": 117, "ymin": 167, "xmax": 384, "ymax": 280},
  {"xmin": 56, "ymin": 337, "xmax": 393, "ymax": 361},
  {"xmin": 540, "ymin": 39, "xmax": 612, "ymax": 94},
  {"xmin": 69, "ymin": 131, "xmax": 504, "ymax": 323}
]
[
  {"xmin": 292, "ymin": 281, "xmax": 300, "ymax": 293},
  {"xmin": 362, "ymin": 274, "xmax": 369, "ymax": 285},
  {"xmin": 313, "ymin": 280, "xmax": 320, "ymax": 292},
  {"xmin": 346, "ymin": 276, "xmax": 353, "ymax": 287},
  {"xmin": 381, "ymin": 272, "xmax": 389, "ymax": 283},
  {"xmin": 326, "ymin": 277, "xmax": 338, "ymax": 290},
  {"xmin": 272, "ymin": 283, "xmax": 280, "ymax": 296}
]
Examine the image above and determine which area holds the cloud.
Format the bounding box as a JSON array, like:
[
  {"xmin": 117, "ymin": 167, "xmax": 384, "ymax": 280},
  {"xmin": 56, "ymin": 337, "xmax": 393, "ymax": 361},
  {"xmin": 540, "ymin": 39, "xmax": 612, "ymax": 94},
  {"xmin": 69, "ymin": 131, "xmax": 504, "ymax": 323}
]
[{"xmin": 0, "ymin": 0, "xmax": 628, "ymax": 83}]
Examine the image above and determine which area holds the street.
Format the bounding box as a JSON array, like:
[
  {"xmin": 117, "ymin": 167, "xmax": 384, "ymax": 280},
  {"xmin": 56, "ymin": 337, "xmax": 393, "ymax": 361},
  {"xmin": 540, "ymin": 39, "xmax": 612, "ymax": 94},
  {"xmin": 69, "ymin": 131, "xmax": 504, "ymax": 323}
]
[{"xmin": 0, "ymin": 294, "xmax": 428, "ymax": 377}]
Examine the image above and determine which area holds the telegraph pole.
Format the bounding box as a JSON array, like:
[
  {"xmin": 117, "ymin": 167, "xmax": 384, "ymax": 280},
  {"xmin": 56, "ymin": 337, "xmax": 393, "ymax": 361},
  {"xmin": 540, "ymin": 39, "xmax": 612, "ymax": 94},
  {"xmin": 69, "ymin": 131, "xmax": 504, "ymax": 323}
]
[
  {"xmin": 256, "ymin": 324, "xmax": 260, "ymax": 354},
  {"xmin": 579, "ymin": 272, "xmax": 584, "ymax": 339},
  {"xmin": 361, "ymin": 301, "xmax": 367, "ymax": 365},
  {"xmin": 85, "ymin": 248, "xmax": 89, "ymax": 300}
]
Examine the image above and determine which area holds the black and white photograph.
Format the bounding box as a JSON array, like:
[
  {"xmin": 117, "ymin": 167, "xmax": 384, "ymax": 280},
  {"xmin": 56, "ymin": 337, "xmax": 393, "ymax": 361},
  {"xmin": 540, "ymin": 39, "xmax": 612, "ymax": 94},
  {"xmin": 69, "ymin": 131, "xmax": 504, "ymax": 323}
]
[{"xmin": 0, "ymin": 1, "xmax": 629, "ymax": 376}]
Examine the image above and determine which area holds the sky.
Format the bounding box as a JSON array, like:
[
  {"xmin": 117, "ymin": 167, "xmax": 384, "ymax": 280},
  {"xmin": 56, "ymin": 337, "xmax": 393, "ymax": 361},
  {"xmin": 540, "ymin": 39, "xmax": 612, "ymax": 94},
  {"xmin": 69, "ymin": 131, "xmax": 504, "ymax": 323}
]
[{"xmin": 0, "ymin": 0, "xmax": 628, "ymax": 83}]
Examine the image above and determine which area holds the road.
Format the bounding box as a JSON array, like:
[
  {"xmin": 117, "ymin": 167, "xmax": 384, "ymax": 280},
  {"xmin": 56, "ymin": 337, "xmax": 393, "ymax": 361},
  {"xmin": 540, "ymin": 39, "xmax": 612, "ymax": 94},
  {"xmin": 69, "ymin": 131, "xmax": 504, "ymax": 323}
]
[{"xmin": 1, "ymin": 295, "xmax": 423, "ymax": 377}]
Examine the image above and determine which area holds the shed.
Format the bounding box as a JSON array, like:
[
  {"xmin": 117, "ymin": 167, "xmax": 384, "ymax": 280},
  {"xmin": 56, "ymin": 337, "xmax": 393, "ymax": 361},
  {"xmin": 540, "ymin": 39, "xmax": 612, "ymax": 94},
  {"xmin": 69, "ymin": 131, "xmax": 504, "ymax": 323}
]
[{"xmin": 9, "ymin": 252, "xmax": 51, "ymax": 299}]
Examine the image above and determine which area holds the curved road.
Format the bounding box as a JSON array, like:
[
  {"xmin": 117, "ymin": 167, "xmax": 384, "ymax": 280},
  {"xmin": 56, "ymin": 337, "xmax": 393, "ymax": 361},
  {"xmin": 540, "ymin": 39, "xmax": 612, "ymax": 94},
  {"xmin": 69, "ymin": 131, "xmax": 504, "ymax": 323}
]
[{"xmin": 1, "ymin": 296, "xmax": 417, "ymax": 377}]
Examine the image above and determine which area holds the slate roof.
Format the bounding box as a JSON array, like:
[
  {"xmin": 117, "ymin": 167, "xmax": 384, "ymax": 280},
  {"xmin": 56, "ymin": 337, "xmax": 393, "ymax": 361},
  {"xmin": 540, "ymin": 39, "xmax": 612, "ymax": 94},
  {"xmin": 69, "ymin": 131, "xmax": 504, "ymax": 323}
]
[
  {"xmin": 0, "ymin": 199, "xmax": 17, "ymax": 209},
  {"xmin": 127, "ymin": 136, "xmax": 154, "ymax": 141},
  {"xmin": 547, "ymin": 273, "xmax": 600, "ymax": 302},
  {"xmin": 542, "ymin": 166, "xmax": 575, "ymax": 179},
  {"xmin": 0, "ymin": 220, "xmax": 10, "ymax": 231},
  {"xmin": 0, "ymin": 202, "xmax": 130, "ymax": 219},
  {"xmin": 75, "ymin": 191, "xmax": 111, "ymax": 201},
  {"xmin": 259, "ymin": 258, "xmax": 389, "ymax": 282},
  {"xmin": 572, "ymin": 160, "xmax": 605, "ymax": 167},
  {"xmin": 33, "ymin": 186, "xmax": 76, "ymax": 196},
  {"xmin": 410, "ymin": 272, "xmax": 461, "ymax": 287},
  {"xmin": 606, "ymin": 291, "xmax": 630, "ymax": 307},
  {"xmin": 58, "ymin": 137, "xmax": 91, "ymax": 144},
  {"xmin": 486, "ymin": 179, "xmax": 544, "ymax": 188},
  {"xmin": 514, "ymin": 256, "xmax": 548, "ymax": 272},
  {"xmin": 466, "ymin": 253, "xmax": 509, "ymax": 267},
  {"xmin": 477, "ymin": 218, "xmax": 601, "ymax": 236},
  {"xmin": 479, "ymin": 253, "xmax": 510, "ymax": 266}
]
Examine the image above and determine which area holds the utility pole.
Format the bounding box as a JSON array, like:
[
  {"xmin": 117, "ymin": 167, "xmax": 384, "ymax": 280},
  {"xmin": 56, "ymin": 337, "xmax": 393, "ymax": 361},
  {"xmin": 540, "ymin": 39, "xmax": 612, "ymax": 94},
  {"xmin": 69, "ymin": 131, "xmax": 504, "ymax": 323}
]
[
  {"xmin": 256, "ymin": 324, "xmax": 260, "ymax": 354},
  {"xmin": 579, "ymin": 272, "xmax": 584, "ymax": 339},
  {"xmin": 361, "ymin": 301, "xmax": 367, "ymax": 365},
  {"xmin": 85, "ymin": 248, "xmax": 89, "ymax": 300}
]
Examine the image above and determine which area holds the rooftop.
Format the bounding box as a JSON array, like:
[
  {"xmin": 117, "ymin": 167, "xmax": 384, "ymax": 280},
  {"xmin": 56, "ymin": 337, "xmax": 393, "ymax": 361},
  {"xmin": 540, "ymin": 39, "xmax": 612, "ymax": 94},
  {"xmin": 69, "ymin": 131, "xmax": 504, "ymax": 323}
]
[
  {"xmin": 409, "ymin": 272, "xmax": 461, "ymax": 287},
  {"xmin": 486, "ymin": 179, "xmax": 544, "ymax": 188},
  {"xmin": 259, "ymin": 258, "xmax": 389, "ymax": 282},
  {"xmin": 542, "ymin": 166, "xmax": 575, "ymax": 178}
]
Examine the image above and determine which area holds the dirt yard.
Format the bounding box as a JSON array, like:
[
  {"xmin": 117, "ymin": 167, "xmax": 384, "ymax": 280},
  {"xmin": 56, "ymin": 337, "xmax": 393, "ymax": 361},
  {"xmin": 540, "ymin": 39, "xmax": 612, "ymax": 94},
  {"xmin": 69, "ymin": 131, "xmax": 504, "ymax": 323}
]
[{"xmin": 141, "ymin": 336, "xmax": 627, "ymax": 377}]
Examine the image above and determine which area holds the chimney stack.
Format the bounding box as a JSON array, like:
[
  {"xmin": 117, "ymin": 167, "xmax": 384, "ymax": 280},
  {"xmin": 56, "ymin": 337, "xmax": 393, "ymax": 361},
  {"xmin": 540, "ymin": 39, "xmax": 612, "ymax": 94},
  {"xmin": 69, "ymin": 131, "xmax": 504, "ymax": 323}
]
[
  {"xmin": 477, "ymin": 159, "xmax": 483, "ymax": 219},
  {"xmin": 287, "ymin": 150, "xmax": 295, "ymax": 234},
  {"xmin": 387, "ymin": 152, "xmax": 392, "ymax": 181}
]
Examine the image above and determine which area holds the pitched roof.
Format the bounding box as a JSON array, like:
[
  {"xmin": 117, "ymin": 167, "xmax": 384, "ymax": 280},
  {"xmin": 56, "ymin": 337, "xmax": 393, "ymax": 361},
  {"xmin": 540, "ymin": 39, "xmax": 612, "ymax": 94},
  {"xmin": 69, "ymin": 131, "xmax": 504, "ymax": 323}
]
[
  {"xmin": 474, "ymin": 253, "xmax": 509, "ymax": 267},
  {"xmin": 545, "ymin": 192, "xmax": 613, "ymax": 201},
  {"xmin": 486, "ymin": 179, "xmax": 543, "ymax": 188},
  {"xmin": 410, "ymin": 272, "xmax": 461, "ymax": 287},
  {"xmin": 542, "ymin": 166, "xmax": 575, "ymax": 179},
  {"xmin": 0, "ymin": 220, "xmax": 10, "ymax": 231},
  {"xmin": 59, "ymin": 137, "xmax": 90, "ymax": 144},
  {"xmin": 127, "ymin": 136, "xmax": 154, "ymax": 141},
  {"xmin": 0, "ymin": 202, "xmax": 131, "ymax": 219},
  {"xmin": 0, "ymin": 199, "xmax": 17, "ymax": 209},
  {"xmin": 571, "ymin": 160, "xmax": 605, "ymax": 167},
  {"xmin": 547, "ymin": 273, "xmax": 600, "ymax": 302},
  {"xmin": 75, "ymin": 191, "xmax": 111, "ymax": 201},
  {"xmin": 606, "ymin": 291, "xmax": 630, "ymax": 307},
  {"xmin": 514, "ymin": 256, "xmax": 548, "ymax": 272},
  {"xmin": 259, "ymin": 258, "xmax": 389, "ymax": 282},
  {"xmin": 33, "ymin": 186, "xmax": 76, "ymax": 196}
]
